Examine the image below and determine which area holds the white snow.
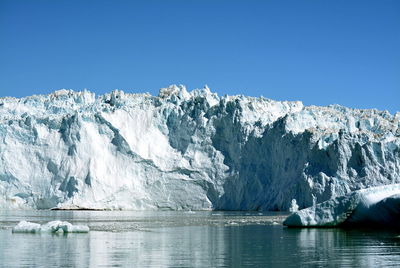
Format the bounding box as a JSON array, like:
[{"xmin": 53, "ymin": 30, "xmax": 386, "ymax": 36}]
[
  {"xmin": 12, "ymin": 220, "xmax": 89, "ymax": 233},
  {"xmin": 283, "ymin": 184, "xmax": 400, "ymax": 227},
  {"xmin": 0, "ymin": 85, "xmax": 399, "ymax": 211}
]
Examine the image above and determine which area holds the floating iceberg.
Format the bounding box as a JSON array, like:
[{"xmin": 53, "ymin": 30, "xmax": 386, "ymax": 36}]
[
  {"xmin": 12, "ymin": 220, "xmax": 90, "ymax": 233},
  {"xmin": 283, "ymin": 184, "xmax": 400, "ymax": 227}
]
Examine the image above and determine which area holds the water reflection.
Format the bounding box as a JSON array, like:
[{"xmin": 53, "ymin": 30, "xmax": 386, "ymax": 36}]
[
  {"xmin": 286, "ymin": 228, "xmax": 400, "ymax": 267},
  {"xmin": 86, "ymin": 226, "xmax": 228, "ymax": 267},
  {"xmin": 1, "ymin": 211, "xmax": 400, "ymax": 267}
]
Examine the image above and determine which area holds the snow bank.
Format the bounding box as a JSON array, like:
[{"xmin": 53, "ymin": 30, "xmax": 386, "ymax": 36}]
[
  {"xmin": 12, "ymin": 221, "xmax": 89, "ymax": 233},
  {"xmin": 283, "ymin": 184, "xmax": 400, "ymax": 227}
]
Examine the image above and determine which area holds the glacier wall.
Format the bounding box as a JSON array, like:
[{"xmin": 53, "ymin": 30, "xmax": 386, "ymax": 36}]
[{"xmin": 0, "ymin": 85, "xmax": 399, "ymax": 210}]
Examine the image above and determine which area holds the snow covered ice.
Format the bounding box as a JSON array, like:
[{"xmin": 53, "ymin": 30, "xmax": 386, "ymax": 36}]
[
  {"xmin": 12, "ymin": 220, "xmax": 89, "ymax": 233},
  {"xmin": 0, "ymin": 85, "xmax": 399, "ymax": 211},
  {"xmin": 283, "ymin": 184, "xmax": 400, "ymax": 227}
]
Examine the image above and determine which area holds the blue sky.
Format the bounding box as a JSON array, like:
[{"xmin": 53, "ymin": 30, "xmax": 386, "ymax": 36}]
[{"xmin": 0, "ymin": 0, "xmax": 399, "ymax": 113}]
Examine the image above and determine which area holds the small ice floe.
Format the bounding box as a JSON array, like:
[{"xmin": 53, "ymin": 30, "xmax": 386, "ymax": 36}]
[
  {"xmin": 184, "ymin": 210, "xmax": 196, "ymax": 214},
  {"xmin": 12, "ymin": 220, "xmax": 89, "ymax": 233}
]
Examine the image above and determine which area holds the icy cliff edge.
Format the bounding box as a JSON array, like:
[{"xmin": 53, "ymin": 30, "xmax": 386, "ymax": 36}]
[{"xmin": 0, "ymin": 85, "xmax": 399, "ymax": 210}]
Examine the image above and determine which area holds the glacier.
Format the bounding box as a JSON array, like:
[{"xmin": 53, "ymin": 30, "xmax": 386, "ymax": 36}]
[
  {"xmin": 0, "ymin": 85, "xmax": 399, "ymax": 211},
  {"xmin": 283, "ymin": 184, "xmax": 400, "ymax": 227}
]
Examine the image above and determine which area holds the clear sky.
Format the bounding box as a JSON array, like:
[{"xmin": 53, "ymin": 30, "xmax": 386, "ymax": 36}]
[{"xmin": 0, "ymin": 0, "xmax": 399, "ymax": 113}]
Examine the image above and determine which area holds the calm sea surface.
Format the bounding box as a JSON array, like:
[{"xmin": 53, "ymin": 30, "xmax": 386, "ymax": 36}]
[{"xmin": 1, "ymin": 210, "xmax": 400, "ymax": 267}]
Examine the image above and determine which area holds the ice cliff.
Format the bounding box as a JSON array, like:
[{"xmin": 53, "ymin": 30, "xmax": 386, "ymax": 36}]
[{"xmin": 0, "ymin": 85, "xmax": 399, "ymax": 210}]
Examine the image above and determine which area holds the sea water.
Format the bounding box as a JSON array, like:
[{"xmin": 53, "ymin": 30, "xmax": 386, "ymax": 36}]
[{"xmin": 1, "ymin": 210, "xmax": 400, "ymax": 267}]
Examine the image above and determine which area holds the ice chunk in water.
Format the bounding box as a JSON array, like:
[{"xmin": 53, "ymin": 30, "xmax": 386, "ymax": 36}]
[
  {"xmin": 11, "ymin": 221, "xmax": 41, "ymax": 233},
  {"xmin": 283, "ymin": 184, "xmax": 400, "ymax": 227},
  {"xmin": 12, "ymin": 221, "xmax": 89, "ymax": 233}
]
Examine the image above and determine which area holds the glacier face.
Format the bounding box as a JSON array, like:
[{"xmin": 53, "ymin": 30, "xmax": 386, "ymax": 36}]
[{"xmin": 0, "ymin": 85, "xmax": 399, "ymax": 210}]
